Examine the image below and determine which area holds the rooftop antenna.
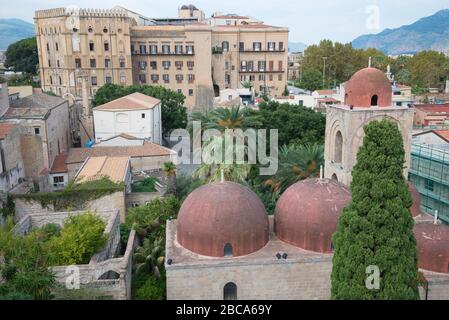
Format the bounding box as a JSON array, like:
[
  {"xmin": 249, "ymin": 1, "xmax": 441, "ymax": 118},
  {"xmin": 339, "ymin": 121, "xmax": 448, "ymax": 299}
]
[
  {"xmin": 319, "ymin": 165, "xmax": 324, "ymax": 180},
  {"xmin": 434, "ymin": 210, "xmax": 439, "ymax": 225},
  {"xmin": 368, "ymin": 56, "xmax": 372, "ymax": 68},
  {"xmin": 221, "ymin": 169, "xmax": 225, "ymax": 183}
]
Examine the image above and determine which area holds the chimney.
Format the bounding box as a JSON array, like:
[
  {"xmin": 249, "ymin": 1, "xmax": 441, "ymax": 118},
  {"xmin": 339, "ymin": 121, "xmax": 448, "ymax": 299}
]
[
  {"xmin": 434, "ymin": 210, "xmax": 439, "ymax": 225},
  {"xmin": 0, "ymin": 82, "xmax": 10, "ymax": 118}
]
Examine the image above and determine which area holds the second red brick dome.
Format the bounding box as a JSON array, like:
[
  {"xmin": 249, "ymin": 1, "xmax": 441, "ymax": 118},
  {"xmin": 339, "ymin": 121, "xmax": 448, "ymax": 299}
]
[
  {"xmin": 274, "ymin": 178, "xmax": 351, "ymax": 253},
  {"xmin": 345, "ymin": 67, "xmax": 392, "ymax": 108}
]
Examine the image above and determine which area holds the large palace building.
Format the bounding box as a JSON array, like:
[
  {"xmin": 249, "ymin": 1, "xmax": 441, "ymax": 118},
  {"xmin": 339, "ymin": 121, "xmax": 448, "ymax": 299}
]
[{"xmin": 34, "ymin": 5, "xmax": 289, "ymax": 109}]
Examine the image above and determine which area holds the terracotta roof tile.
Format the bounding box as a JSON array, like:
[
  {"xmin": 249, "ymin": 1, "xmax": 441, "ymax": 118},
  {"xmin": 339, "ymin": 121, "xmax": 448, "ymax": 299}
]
[
  {"xmin": 315, "ymin": 90, "xmax": 336, "ymax": 95},
  {"xmin": 76, "ymin": 156, "xmax": 129, "ymax": 183},
  {"xmin": 3, "ymin": 93, "xmax": 66, "ymax": 119},
  {"xmin": 50, "ymin": 153, "xmax": 68, "ymax": 174},
  {"xmin": 66, "ymin": 141, "xmax": 175, "ymax": 164},
  {"xmin": 0, "ymin": 123, "xmax": 16, "ymax": 139},
  {"xmin": 94, "ymin": 92, "xmax": 161, "ymax": 111},
  {"xmin": 414, "ymin": 103, "xmax": 449, "ymax": 114},
  {"xmin": 212, "ymin": 15, "xmax": 249, "ymax": 19}
]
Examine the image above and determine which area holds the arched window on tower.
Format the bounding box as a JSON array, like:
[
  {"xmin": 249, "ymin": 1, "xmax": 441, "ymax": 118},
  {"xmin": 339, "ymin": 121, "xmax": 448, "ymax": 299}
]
[
  {"xmin": 224, "ymin": 243, "xmax": 233, "ymax": 257},
  {"xmin": 334, "ymin": 131, "xmax": 343, "ymax": 164},
  {"xmin": 371, "ymin": 94, "xmax": 378, "ymax": 106},
  {"xmin": 223, "ymin": 282, "xmax": 237, "ymax": 300}
]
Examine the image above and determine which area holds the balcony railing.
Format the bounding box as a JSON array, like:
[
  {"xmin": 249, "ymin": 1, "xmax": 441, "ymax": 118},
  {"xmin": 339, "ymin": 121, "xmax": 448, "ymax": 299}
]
[
  {"xmin": 239, "ymin": 69, "xmax": 285, "ymax": 73},
  {"xmin": 239, "ymin": 49, "xmax": 286, "ymax": 53},
  {"xmin": 132, "ymin": 51, "xmax": 194, "ymax": 56},
  {"xmin": 212, "ymin": 46, "xmax": 223, "ymax": 54}
]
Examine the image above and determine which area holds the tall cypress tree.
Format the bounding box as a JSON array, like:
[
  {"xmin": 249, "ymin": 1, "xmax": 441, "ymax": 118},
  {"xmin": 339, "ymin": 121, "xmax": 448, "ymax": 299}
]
[{"xmin": 331, "ymin": 119, "xmax": 419, "ymax": 300}]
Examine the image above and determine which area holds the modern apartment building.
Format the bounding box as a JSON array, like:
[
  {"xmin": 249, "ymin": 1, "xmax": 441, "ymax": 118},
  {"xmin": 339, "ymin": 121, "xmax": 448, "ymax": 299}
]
[
  {"xmin": 408, "ymin": 143, "xmax": 449, "ymax": 224},
  {"xmin": 34, "ymin": 6, "xmax": 289, "ymax": 109}
]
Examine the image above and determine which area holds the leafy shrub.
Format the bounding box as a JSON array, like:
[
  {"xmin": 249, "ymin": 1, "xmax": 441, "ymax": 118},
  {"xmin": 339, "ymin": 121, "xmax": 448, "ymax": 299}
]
[
  {"xmin": 133, "ymin": 273, "xmax": 166, "ymax": 300},
  {"xmin": 46, "ymin": 213, "xmax": 107, "ymax": 265},
  {"xmin": 131, "ymin": 177, "xmax": 157, "ymax": 193},
  {"xmin": 122, "ymin": 197, "xmax": 180, "ymax": 242},
  {"xmin": 0, "ymin": 221, "xmax": 55, "ymax": 300},
  {"xmin": 36, "ymin": 224, "xmax": 61, "ymax": 242}
]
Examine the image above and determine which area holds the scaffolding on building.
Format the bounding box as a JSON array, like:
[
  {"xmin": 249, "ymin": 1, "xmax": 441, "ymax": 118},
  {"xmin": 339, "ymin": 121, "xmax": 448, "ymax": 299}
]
[{"xmin": 409, "ymin": 144, "xmax": 449, "ymax": 224}]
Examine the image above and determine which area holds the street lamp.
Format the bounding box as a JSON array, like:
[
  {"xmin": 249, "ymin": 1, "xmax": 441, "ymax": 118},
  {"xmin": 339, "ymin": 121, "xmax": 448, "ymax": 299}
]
[{"xmin": 322, "ymin": 57, "xmax": 328, "ymax": 88}]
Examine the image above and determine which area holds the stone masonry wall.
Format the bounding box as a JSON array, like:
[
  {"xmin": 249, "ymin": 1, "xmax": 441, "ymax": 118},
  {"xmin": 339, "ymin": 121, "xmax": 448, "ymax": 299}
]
[{"xmin": 167, "ymin": 259, "xmax": 333, "ymax": 300}]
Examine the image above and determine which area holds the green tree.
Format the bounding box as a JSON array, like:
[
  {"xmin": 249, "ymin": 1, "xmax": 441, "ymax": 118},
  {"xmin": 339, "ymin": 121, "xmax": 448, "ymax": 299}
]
[
  {"xmin": 296, "ymin": 68, "xmax": 323, "ymax": 91},
  {"xmin": 331, "ymin": 120, "xmax": 419, "ymax": 300},
  {"xmin": 92, "ymin": 84, "xmax": 188, "ymax": 135},
  {"xmin": 5, "ymin": 37, "xmax": 38, "ymax": 74},
  {"xmin": 250, "ymin": 101, "xmax": 326, "ymax": 147},
  {"xmin": 264, "ymin": 144, "xmax": 323, "ymax": 193},
  {"xmin": 406, "ymin": 50, "xmax": 449, "ymax": 89}
]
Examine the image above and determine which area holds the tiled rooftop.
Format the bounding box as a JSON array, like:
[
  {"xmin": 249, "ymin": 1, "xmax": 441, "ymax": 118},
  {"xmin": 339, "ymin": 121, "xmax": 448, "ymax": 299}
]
[
  {"xmin": 76, "ymin": 156, "xmax": 129, "ymax": 183},
  {"xmin": 66, "ymin": 141, "xmax": 175, "ymax": 164},
  {"xmin": 50, "ymin": 153, "xmax": 68, "ymax": 174},
  {"xmin": 94, "ymin": 92, "xmax": 161, "ymax": 111},
  {"xmin": 2, "ymin": 93, "xmax": 66, "ymax": 119}
]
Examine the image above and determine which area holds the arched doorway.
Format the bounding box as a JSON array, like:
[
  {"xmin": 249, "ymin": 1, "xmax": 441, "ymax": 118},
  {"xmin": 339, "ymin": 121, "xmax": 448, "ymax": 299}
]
[
  {"xmin": 331, "ymin": 173, "xmax": 338, "ymax": 182},
  {"xmin": 213, "ymin": 84, "xmax": 220, "ymax": 97},
  {"xmin": 334, "ymin": 131, "xmax": 343, "ymax": 164},
  {"xmin": 223, "ymin": 282, "xmax": 237, "ymax": 300},
  {"xmin": 371, "ymin": 95, "xmax": 378, "ymax": 106},
  {"xmin": 224, "ymin": 243, "xmax": 233, "ymax": 257}
]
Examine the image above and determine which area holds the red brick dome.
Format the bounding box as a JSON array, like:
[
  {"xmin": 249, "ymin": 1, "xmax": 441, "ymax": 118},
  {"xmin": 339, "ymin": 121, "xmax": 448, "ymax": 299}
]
[
  {"xmin": 414, "ymin": 222, "xmax": 449, "ymax": 274},
  {"xmin": 345, "ymin": 67, "xmax": 392, "ymax": 108},
  {"xmin": 177, "ymin": 181, "xmax": 269, "ymax": 257},
  {"xmin": 274, "ymin": 178, "xmax": 351, "ymax": 253},
  {"xmin": 408, "ymin": 182, "xmax": 422, "ymax": 218}
]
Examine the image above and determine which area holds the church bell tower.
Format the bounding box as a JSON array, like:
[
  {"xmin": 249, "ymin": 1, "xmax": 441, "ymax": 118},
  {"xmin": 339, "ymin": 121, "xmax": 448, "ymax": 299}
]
[{"xmin": 324, "ymin": 66, "xmax": 414, "ymax": 187}]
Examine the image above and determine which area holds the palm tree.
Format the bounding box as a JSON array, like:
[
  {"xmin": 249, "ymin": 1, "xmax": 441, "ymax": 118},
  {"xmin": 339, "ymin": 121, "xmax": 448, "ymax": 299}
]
[
  {"xmin": 162, "ymin": 162, "xmax": 177, "ymax": 195},
  {"xmin": 133, "ymin": 237, "xmax": 165, "ymax": 278},
  {"xmin": 190, "ymin": 106, "xmax": 262, "ymax": 184},
  {"xmin": 264, "ymin": 144, "xmax": 324, "ymax": 193},
  {"xmin": 192, "ymin": 136, "xmax": 251, "ymax": 183},
  {"xmin": 190, "ymin": 106, "xmax": 262, "ymax": 133}
]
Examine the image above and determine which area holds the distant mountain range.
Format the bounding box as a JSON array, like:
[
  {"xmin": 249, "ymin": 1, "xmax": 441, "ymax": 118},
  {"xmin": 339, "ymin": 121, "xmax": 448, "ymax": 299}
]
[
  {"xmin": 0, "ymin": 19, "xmax": 35, "ymax": 50},
  {"xmin": 352, "ymin": 9, "xmax": 449, "ymax": 55},
  {"xmin": 289, "ymin": 42, "xmax": 308, "ymax": 53}
]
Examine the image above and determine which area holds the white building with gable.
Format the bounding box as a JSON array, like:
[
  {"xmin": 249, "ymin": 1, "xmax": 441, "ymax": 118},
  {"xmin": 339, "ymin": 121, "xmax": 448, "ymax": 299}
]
[{"xmin": 93, "ymin": 92, "xmax": 162, "ymax": 145}]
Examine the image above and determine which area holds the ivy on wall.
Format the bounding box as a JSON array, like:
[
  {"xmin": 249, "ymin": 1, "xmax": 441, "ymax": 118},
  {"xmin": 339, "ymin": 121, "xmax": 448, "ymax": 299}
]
[{"xmin": 11, "ymin": 177, "xmax": 124, "ymax": 211}]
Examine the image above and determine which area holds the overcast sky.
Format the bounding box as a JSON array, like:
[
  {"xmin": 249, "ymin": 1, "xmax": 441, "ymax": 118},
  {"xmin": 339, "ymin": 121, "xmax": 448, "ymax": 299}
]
[{"xmin": 1, "ymin": 0, "xmax": 448, "ymax": 44}]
